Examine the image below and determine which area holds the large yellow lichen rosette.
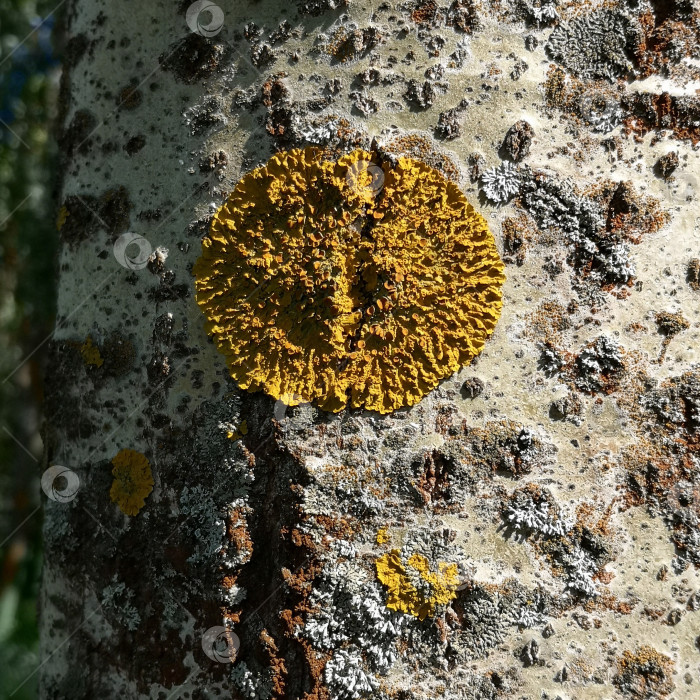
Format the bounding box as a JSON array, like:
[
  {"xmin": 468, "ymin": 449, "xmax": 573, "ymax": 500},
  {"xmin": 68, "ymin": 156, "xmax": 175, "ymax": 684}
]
[{"xmin": 193, "ymin": 147, "xmax": 505, "ymax": 414}]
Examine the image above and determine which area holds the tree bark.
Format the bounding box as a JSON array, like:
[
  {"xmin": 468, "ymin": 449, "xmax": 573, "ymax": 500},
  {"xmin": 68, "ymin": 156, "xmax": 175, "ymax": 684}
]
[{"xmin": 41, "ymin": 0, "xmax": 700, "ymax": 699}]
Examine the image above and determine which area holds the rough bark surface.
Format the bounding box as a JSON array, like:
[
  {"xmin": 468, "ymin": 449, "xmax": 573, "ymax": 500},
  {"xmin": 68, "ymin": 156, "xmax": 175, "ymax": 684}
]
[{"xmin": 42, "ymin": 0, "xmax": 700, "ymax": 698}]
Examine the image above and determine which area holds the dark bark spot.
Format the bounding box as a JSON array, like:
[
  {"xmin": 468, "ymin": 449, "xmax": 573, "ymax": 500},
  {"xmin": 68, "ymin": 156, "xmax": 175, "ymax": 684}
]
[
  {"xmin": 64, "ymin": 34, "xmax": 91, "ymax": 68},
  {"xmin": 60, "ymin": 109, "xmax": 97, "ymax": 158},
  {"xmin": 124, "ymin": 135, "xmax": 146, "ymax": 155},
  {"xmin": 159, "ymin": 34, "xmax": 226, "ymax": 84},
  {"xmin": 59, "ymin": 186, "xmax": 131, "ymax": 246},
  {"xmin": 117, "ymin": 81, "xmax": 142, "ymax": 110}
]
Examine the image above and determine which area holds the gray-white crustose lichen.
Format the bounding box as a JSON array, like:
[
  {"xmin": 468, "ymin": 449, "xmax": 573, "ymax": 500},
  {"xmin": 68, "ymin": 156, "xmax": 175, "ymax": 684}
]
[
  {"xmin": 502, "ymin": 493, "xmax": 574, "ymax": 540},
  {"xmin": 231, "ymin": 661, "xmax": 273, "ymax": 700},
  {"xmin": 561, "ymin": 549, "xmax": 599, "ymax": 597},
  {"xmin": 519, "ymin": 173, "xmax": 637, "ymax": 285},
  {"xmin": 500, "ymin": 486, "xmax": 610, "ymax": 598},
  {"xmin": 591, "ymin": 241, "xmax": 635, "ymax": 284},
  {"xmin": 526, "ymin": 0, "xmax": 558, "ymax": 26},
  {"xmin": 301, "ymin": 567, "xmax": 409, "ymax": 676},
  {"xmin": 479, "ymin": 160, "xmax": 521, "ymax": 204},
  {"xmin": 538, "ymin": 343, "xmax": 564, "ymax": 378},
  {"xmin": 516, "ymin": 592, "xmax": 548, "ymax": 629},
  {"xmin": 575, "ymin": 335, "xmax": 625, "ymax": 392},
  {"xmin": 100, "ymin": 576, "xmax": 141, "ymax": 631},
  {"xmin": 549, "ymin": 392, "xmax": 585, "ymax": 426},
  {"xmin": 444, "ymin": 578, "xmax": 555, "ymax": 662},
  {"xmin": 520, "ymin": 173, "xmax": 603, "ymax": 240},
  {"xmin": 448, "ymin": 37, "xmax": 471, "ymax": 69},
  {"xmin": 641, "ymin": 370, "xmax": 700, "ymax": 433},
  {"xmin": 546, "ymin": 9, "xmax": 639, "ymax": 81},
  {"xmin": 324, "ymin": 650, "xmax": 379, "ymax": 699},
  {"xmin": 579, "ymin": 95, "xmax": 625, "ymax": 134}
]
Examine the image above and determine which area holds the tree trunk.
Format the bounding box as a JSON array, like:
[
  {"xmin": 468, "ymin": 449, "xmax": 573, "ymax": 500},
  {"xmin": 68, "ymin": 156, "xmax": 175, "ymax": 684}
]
[{"xmin": 41, "ymin": 0, "xmax": 700, "ymax": 699}]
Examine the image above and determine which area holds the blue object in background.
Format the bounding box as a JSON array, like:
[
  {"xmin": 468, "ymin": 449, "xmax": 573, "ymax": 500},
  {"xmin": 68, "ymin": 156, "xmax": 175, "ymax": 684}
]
[{"xmin": 0, "ymin": 13, "xmax": 57, "ymax": 137}]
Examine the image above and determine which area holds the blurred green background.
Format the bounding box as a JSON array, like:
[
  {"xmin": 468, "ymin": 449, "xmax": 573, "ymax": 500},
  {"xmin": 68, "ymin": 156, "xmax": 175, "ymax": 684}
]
[{"xmin": 1, "ymin": 1, "xmax": 60, "ymax": 698}]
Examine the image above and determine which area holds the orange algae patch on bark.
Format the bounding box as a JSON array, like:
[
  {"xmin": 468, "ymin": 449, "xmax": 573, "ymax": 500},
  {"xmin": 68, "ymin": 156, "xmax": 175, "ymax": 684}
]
[
  {"xmin": 375, "ymin": 548, "xmax": 459, "ymax": 620},
  {"xmin": 193, "ymin": 146, "xmax": 505, "ymax": 414},
  {"xmin": 109, "ymin": 448, "xmax": 154, "ymax": 516}
]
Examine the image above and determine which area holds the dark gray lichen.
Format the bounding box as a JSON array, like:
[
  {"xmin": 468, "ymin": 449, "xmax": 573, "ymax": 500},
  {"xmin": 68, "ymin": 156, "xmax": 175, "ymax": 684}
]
[
  {"xmin": 546, "ymin": 10, "xmax": 639, "ymax": 82},
  {"xmin": 159, "ymin": 34, "xmax": 227, "ymax": 84},
  {"xmin": 404, "ymin": 79, "xmax": 435, "ymax": 110},
  {"xmin": 435, "ymin": 101, "xmax": 468, "ymax": 140},
  {"xmin": 519, "ymin": 174, "xmax": 638, "ymax": 285},
  {"xmin": 574, "ymin": 335, "xmax": 625, "ymax": 393},
  {"xmin": 500, "ymin": 120, "xmax": 534, "ymax": 163},
  {"xmin": 461, "ymin": 377, "xmax": 485, "ymax": 399},
  {"xmin": 654, "ymin": 151, "xmax": 679, "ymax": 180}
]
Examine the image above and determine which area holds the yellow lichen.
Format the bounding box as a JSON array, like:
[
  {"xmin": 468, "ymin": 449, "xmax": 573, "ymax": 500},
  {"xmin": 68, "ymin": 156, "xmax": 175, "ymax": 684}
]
[
  {"xmin": 56, "ymin": 205, "xmax": 69, "ymax": 231},
  {"xmin": 80, "ymin": 335, "xmax": 103, "ymax": 367},
  {"xmin": 193, "ymin": 147, "xmax": 505, "ymax": 414},
  {"xmin": 376, "ymin": 527, "xmax": 390, "ymax": 544},
  {"xmin": 109, "ymin": 449, "xmax": 154, "ymax": 516},
  {"xmin": 375, "ymin": 548, "xmax": 459, "ymax": 620},
  {"xmin": 227, "ymin": 419, "xmax": 248, "ymax": 441}
]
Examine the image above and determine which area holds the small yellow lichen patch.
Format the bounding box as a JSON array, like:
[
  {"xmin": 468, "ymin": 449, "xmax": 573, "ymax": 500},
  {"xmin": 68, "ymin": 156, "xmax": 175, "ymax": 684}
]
[
  {"xmin": 56, "ymin": 206, "xmax": 69, "ymax": 231},
  {"xmin": 376, "ymin": 527, "xmax": 390, "ymax": 544},
  {"xmin": 80, "ymin": 335, "xmax": 103, "ymax": 367},
  {"xmin": 109, "ymin": 449, "xmax": 154, "ymax": 516},
  {"xmin": 193, "ymin": 147, "xmax": 505, "ymax": 414},
  {"xmin": 376, "ymin": 548, "xmax": 459, "ymax": 620},
  {"xmin": 227, "ymin": 419, "xmax": 248, "ymax": 441}
]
